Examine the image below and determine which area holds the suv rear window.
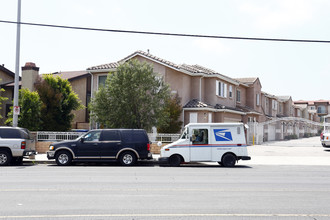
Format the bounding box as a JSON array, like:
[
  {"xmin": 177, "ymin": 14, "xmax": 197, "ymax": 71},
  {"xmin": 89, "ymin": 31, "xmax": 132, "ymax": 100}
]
[{"xmin": 121, "ymin": 130, "xmax": 148, "ymax": 143}]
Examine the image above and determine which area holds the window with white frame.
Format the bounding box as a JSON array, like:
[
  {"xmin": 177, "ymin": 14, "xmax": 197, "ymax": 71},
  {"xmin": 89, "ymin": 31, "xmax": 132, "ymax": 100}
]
[
  {"xmin": 272, "ymin": 100, "xmax": 278, "ymax": 110},
  {"xmin": 229, "ymin": 85, "xmax": 233, "ymax": 98},
  {"xmin": 98, "ymin": 75, "xmax": 108, "ymax": 88},
  {"xmin": 236, "ymin": 89, "xmax": 241, "ymax": 103},
  {"xmin": 216, "ymin": 80, "xmax": 227, "ymax": 98},
  {"xmin": 256, "ymin": 93, "xmax": 260, "ymax": 106}
]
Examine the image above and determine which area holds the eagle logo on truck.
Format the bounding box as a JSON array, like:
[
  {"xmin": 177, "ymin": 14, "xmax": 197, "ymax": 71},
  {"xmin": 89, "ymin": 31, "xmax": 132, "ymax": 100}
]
[{"xmin": 214, "ymin": 129, "xmax": 233, "ymax": 141}]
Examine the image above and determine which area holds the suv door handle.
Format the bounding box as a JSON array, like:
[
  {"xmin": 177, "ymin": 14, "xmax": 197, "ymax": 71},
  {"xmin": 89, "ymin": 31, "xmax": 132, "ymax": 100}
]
[{"xmin": 93, "ymin": 143, "xmax": 98, "ymax": 146}]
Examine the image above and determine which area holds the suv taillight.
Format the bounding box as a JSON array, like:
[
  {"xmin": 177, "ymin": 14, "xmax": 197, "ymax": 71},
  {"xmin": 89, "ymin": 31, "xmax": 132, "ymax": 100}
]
[
  {"xmin": 147, "ymin": 143, "xmax": 150, "ymax": 151},
  {"xmin": 21, "ymin": 141, "xmax": 26, "ymax": 149}
]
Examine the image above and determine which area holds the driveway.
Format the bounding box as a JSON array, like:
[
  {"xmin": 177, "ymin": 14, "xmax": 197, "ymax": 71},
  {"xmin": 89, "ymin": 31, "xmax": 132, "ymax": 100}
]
[{"xmin": 243, "ymin": 136, "xmax": 330, "ymax": 166}]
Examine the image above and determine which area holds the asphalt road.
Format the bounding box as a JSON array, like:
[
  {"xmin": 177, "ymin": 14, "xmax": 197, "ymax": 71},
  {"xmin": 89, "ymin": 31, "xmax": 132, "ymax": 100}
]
[
  {"xmin": 1, "ymin": 163, "xmax": 330, "ymax": 220},
  {"xmin": 1, "ymin": 136, "xmax": 330, "ymax": 220}
]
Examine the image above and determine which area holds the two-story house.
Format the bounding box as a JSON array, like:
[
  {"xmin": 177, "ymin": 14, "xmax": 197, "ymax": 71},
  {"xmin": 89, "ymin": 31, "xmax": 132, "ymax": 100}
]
[{"xmin": 87, "ymin": 50, "xmax": 266, "ymax": 127}]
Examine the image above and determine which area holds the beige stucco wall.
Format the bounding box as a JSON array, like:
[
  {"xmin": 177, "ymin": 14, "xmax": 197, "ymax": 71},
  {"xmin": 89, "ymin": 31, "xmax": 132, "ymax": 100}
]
[
  {"xmin": 204, "ymin": 78, "xmax": 237, "ymax": 107},
  {"xmin": 237, "ymin": 85, "xmax": 247, "ymax": 107},
  {"xmin": 0, "ymin": 70, "xmax": 14, "ymax": 84},
  {"xmin": 21, "ymin": 69, "xmax": 39, "ymax": 92},
  {"xmin": 71, "ymin": 77, "xmax": 88, "ymax": 126}
]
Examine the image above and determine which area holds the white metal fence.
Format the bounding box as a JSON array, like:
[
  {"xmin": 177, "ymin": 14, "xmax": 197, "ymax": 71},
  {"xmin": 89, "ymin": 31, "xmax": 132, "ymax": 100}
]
[
  {"xmin": 37, "ymin": 132, "xmax": 86, "ymax": 141},
  {"xmin": 37, "ymin": 131, "xmax": 180, "ymax": 143}
]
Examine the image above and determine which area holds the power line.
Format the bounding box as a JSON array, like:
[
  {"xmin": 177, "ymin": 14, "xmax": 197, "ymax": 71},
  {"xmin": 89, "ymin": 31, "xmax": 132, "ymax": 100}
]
[{"xmin": 1, "ymin": 19, "xmax": 330, "ymax": 44}]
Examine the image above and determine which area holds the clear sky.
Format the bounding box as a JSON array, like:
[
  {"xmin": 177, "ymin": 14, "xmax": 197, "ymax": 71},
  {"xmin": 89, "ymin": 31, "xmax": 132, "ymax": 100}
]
[{"xmin": 1, "ymin": 0, "xmax": 330, "ymax": 101}]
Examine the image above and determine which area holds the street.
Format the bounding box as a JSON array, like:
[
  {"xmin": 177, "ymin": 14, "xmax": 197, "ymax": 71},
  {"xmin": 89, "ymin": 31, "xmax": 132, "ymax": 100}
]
[{"xmin": 1, "ymin": 137, "xmax": 330, "ymax": 219}]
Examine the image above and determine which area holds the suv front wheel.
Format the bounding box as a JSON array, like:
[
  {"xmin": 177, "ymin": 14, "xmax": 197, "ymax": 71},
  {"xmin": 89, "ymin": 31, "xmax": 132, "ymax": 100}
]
[{"xmin": 55, "ymin": 151, "xmax": 72, "ymax": 166}]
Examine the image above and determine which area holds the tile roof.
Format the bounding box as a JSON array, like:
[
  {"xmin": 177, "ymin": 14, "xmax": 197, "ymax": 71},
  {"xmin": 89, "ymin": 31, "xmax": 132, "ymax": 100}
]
[
  {"xmin": 236, "ymin": 105, "xmax": 262, "ymax": 115},
  {"xmin": 87, "ymin": 50, "xmax": 241, "ymax": 84},
  {"xmin": 119, "ymin": 50, "xmax": 180, "ymax": 69},
  {"xmin": 50, "ymin": 71, "xmax": 89, "ymax": 81},
  {"xmin": 183, "ymin": 99, "xmax": 248, "ymax": 115},
  {"xmin": 183, "ymin": 99, "xmax": 213, "ymax": 108},
  {"xmin": 235, "ymin": 77, "xmax": 258, "ymax": 84},
  {"xmin": 87, "ymin": 62, "xmax": 119, "ymax": 71},
  {"xmin": 0, "ymin": 64, "xmax": 15, "ymax": 78},
  {"xmin": 277, "ymin": 96, "xmax": 291, "ymax": 101}
]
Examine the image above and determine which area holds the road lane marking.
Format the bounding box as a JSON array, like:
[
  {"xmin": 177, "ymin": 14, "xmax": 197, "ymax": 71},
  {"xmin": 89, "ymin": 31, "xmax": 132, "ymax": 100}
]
[
  {"xmin": 1, "ymin": 213, "xmax": 330, "ymax": 218},
  {"xmin": 1, "ymin": 188, "xmax": 330, "ymax": 192}
]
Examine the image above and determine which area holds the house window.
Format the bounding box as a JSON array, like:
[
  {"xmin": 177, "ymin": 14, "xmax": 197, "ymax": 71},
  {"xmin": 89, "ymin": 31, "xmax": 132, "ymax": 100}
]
[
  {"xmin": 317, "ymin": 106, "xmax": 326, "ymax": 114},
  {"xmin": 256, "ymin": 93, "xmax": 260, "ymax": 106},
  {"xmin": 216, "ymin": 80, "xmax": 227, "ymax": 98},
  {"xmin": 236, "ymin": 90, "xmax": 241, "ymax": 103},
  {"xmin": 272, "ymin": 100, "xmax": 277, "ymax": 110},
  {"xmin": 229, "ymin": 85, "xmax": 233, "ymax": 98},
  {"xmin": 189, "ymin": 113, "xmax": 198, "ymax": 123},
  {"xmin": 98, "ymin": 75, "xmax": 108, "ymax": 88}
]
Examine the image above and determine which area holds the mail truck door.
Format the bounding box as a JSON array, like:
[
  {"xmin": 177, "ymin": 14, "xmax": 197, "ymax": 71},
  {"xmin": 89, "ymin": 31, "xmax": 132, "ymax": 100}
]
[{"xmin": 190, "ymin": 128, "xmax": 211, "ymax": 161}]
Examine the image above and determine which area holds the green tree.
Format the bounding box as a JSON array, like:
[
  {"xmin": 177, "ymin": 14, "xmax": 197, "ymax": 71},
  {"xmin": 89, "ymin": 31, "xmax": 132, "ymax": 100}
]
[
  {"xmin": 6, "ymin": 88, "xmax": 42, "ymax": 131},
  {"xmin": 0, "ymin": 80, "xmax": 8, "ymax": 120},
  {"xmin": 36, "ymin": 75, "xmax": 83, "ymax": 131},
  {"xmin": 89, "ymin": 59, "xmax": 170, "ymax": 131},
  {"xmin": 157, "ymin": 94, "xmax": 183, "ymax": 133}
]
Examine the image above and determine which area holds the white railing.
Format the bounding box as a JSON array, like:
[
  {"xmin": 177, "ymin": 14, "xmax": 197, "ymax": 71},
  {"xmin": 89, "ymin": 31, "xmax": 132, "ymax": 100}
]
[
  {"xmin": 37, "ymin": 132, "xmax": 86, "ymax": 141},
  {"xmin": 37, "ymin": 131, "xmax": 180, "ymax": 143},
  {"xmin": 148, "ymin": 133, "xmax": 181, "ymax": 143}
]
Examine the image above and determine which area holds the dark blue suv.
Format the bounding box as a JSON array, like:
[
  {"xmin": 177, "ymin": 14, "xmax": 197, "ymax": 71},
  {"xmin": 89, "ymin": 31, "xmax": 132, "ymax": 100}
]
[{"xmin": 47, "ymin": 129, "xmax": 152, "ymax": 166}]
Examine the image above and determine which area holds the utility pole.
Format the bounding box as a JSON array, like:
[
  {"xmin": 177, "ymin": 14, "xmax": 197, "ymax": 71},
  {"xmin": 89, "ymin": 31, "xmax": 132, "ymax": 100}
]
[{"xmin": 13, "ymin": 0, "xmax": 21, "ymax": 127}]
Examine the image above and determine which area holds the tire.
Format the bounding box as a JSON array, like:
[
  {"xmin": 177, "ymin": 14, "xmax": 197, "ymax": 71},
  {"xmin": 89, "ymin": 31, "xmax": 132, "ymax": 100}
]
[
  {"xmin": 0, "ymin": 150, "xmax": 11, "ymax": 166},
  {"xmin": 11, "ymin": 157, "xmax": 23, "ymax": 165},
  {"xmin": 169, "ymin": 154, "xmax": 182, "ymax": 167},
  {"xmin": 55, "ymin": 151, "xmax": 72, "ymax": 166},
  {"xmin": 119, "ymin": 151, "xmax": 137, "ymax": 166},
  {"xmin": 221, "ymin": 153, "xmax": 236, "ymax": 167}
]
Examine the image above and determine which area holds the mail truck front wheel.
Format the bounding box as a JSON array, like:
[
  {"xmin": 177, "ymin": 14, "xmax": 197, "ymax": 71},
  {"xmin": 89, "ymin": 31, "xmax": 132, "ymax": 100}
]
[{"xmin": 221, "ymin": 153, "xmax": 236, "ymax": 167}]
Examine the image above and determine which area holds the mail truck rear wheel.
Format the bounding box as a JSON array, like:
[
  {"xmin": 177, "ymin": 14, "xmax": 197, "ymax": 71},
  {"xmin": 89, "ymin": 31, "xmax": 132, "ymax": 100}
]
[
  {"xmin": 169, "ymin": 154, "xmax": 182, "ymax": 167},
  {"xmin": 221, "ymin": 153, "xmax": 236, "ymax": 167}
]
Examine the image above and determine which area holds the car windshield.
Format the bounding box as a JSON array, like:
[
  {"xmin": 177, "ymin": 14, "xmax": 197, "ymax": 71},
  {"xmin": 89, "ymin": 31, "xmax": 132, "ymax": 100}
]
[{"xmin": 181, "ymin": 127, "xmax": 188, "ymax": 139}]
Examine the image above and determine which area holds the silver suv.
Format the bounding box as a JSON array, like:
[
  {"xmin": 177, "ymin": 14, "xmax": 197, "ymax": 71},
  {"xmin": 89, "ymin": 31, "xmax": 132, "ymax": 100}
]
[{"xmin": 0, "ymin": 127, "xmax": 36, "ymax": 166}]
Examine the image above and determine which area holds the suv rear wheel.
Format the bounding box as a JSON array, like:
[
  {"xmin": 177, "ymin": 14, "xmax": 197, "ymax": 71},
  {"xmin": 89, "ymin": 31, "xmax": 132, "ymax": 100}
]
[
  {"xmin": 0, "ymin": 150, "xmax": 11, "ymax": 166},
  {"xmin": 55, "ymin": 151, "xmax": 72, "ymax": 166},
  {"xmin": 119, "ymin": 151, "xmax": 137, "ymax": 166}
]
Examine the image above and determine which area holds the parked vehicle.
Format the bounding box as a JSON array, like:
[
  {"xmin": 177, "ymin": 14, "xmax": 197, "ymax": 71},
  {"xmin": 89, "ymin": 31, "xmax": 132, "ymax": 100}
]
[
  {"xmin": 47, "ymin": 129, "xmax": 152, "ymax": 166},
  {"xmin": 0, "ymin": 127, "xmax": 36, "ymax": 166},
  {"xmin": 320, "ymin": 118, "xmax": 330, "ymax": 148},
  {"xmin": 159, "ymin": 123, "xmax": 251, "ymax": 167},
  {"xmin": 321, "ymin": 132, "xmax": 330, "ymax": 147}
]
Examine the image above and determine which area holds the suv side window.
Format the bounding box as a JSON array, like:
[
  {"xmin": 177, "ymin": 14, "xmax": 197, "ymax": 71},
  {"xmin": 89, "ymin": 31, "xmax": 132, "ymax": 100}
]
[
  {"xmin": 0, "ymin": 128, "xmax": 22, "ymax": 139},
  {"xmin": 101, "ymin": 130, "xmax": 121, "ymax": 141},
  {"xmin": 83, "ymin": 130, "xmax": 101, "ymax": 142}
]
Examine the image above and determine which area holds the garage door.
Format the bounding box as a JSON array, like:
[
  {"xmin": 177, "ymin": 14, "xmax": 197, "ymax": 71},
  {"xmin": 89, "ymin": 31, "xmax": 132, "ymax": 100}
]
[{"xmin": 223, "ymin": 117, "xmax": 241, "ymax": 123}]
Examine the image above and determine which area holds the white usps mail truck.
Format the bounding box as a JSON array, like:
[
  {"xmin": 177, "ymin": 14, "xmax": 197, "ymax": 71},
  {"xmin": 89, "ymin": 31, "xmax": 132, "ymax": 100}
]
[{"xmin": 159, "ymin": 123, "xmax": 251, "ymax": 167}]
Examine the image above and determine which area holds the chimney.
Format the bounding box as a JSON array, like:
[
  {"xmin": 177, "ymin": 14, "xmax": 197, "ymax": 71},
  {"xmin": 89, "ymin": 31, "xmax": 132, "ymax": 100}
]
[{"xmin": 21, "ymin": 62, "xmax": 39, "ymax": 91}]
